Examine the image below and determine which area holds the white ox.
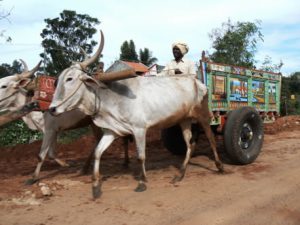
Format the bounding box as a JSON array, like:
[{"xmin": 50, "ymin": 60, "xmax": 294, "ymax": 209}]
[
  {"xmin": 49, "ymin": 31, "xmax": 224, "ymax": 199},
  {"xmin": 0, "ymin": 60, "xmax": 130, "ymax": 185}
]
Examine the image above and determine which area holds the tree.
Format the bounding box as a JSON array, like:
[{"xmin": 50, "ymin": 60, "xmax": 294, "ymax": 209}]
[
  {"xmin": 208, "ymin": 19, "xmax": 263, "ymax": 68},
  {"xmin": 289, "ymin": 72, "xmax": 300, "ymax": 94},
  {"xmin": 139, "ymin": 48, "xmax": 157, "ymax": 66},
  {"xmin": 0, "ymin": 0, "xmax": 12, "ymax": 42},
  {"xmin": 0, "ymin": 60, "xmax": 22, "ymax": 78},
  {"xmin": 119, "ymin": 40, "xmax": 138, "ymax": 62},
  {"xmin": 120, "ymin": 40, "xmax": 158, "ymax": 66},
  {"xmin": 280, "ymin": 72, "xmax": 300, "ymax": 116},
  {"xmin": 40, "ymin": 10, "xmax": 100, "ymax": 75},
  {"xmin": 260, "ymin": 55, "xmax": 283, "ymax": 73}
]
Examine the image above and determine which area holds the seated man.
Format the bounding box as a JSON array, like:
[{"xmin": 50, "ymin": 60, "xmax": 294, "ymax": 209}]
[{"xmin": 158, "ymin": 42, "xmax": 196, "ymax": 76}]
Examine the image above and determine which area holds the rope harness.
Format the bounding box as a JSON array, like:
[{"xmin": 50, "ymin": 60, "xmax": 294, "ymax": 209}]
[{"xmin": 0, "ymin": 91, "xmax": 18, "ymax": 103}]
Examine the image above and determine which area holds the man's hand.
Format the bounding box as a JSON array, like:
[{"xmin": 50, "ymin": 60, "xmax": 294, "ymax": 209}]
[{"xmin": 175, "ymin": 69, "xmax": 183, "ymax": 74}]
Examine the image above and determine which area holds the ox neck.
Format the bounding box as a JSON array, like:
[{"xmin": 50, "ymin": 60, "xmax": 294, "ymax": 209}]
[{"xmin": 81, "ymin": 86, "xmax": 101, "ymax": 117}]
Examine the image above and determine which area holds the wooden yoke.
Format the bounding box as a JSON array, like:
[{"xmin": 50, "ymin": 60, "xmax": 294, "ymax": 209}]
[
  {"xmin": 0, "ymin": 101, "xmax": 39, "ymax": 127},
  {"xmin": 93, "ymin": 69, "xmax": 137, "ymax": 82}
]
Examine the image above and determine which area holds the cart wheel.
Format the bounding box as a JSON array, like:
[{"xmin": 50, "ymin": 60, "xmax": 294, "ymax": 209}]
[
  {"xmin": 161, "ymin": 124, "xmax": 201, "ymax": 155},
  {"xmin": 224, "ymin": 107, "xmax": 264, "ymax": 164}
]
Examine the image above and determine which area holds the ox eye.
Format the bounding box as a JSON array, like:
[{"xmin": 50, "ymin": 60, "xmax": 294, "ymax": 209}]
[
  {"xmin": 66, "ymin": 77, "xmax": 73, "ymax": 82},
  {"xmin": 1, "ymin": 85, "xmax": 7, "ymax": 89}
]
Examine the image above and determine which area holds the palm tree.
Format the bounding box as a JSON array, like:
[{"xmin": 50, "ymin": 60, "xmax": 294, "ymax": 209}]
[{"xmin": 139, "ymin": 48, "xmax": 157, "ymax": 66}]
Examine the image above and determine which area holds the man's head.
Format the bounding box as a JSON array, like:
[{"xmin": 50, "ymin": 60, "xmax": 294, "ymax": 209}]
[{"xmin": 172, "ymin": 42, "xmax": 189, "ymax": 61}]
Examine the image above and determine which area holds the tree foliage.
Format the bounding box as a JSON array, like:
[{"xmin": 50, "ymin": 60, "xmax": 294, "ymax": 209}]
[
  {"xmin": 0, "ymin": 120, "xmax": 42, "ymax": 147},
  {"xmin": 40, "ymin": 10, "xmax": 100, "ymax": 75},
  {"xmin": 120, "ymin": 40, "xmax": 157, "ymax": 66},
  {"xmin": 139, "ymin": 48, "xmax": 157, "ymax": 66},
  {"xmin": 289, "ymin": 72, "xmax": 300, "ymax": 94},
  {"xmin": 209, "ymin": 19, "xmax": 263, "ymax": 67},
  {"xmin": 0, "ymin": 1, "xmax": 12, "ymax": 42},
  {"xmin": 0, "ymin": 60, "xmax": 22, "ymax": 78},
  {"xmin": 260, "ymin": 55, "xmax": 283, "ymax": 73},
  {"xmin": 280, "ymin": 72, "xmax": 300, "ymax": 115},
  {"xmin": 119, "ymin": 40, "xmax": 138, "ymax": 62}
]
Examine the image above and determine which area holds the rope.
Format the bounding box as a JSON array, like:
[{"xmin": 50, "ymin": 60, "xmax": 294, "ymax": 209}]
[
  {"xmin": 0, "ymin": 91, "xmax": 18, "ymax": 103},
  {"xmin": 91, "ymin": 88, "xmax": 100, "ymax": 117}
]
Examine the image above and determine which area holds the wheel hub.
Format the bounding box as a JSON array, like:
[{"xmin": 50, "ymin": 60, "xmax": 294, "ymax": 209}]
[{"xmin": 239, "ymin": 123, "xmax": 253, "ymax": 149}]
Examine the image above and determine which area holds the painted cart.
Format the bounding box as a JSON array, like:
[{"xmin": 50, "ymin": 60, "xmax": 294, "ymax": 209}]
[{"xmin": 162, "ymin": 53, "xmax": 282, "ymax": 165}]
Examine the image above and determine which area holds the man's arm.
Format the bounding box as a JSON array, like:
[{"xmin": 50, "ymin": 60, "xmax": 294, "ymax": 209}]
[{"xmin": 157, "ymin": 63, "xmax": 172, "ymax": 76}]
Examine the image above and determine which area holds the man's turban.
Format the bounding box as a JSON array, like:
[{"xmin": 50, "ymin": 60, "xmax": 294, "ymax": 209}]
[{"xmin": 172, "ymin": 42, "xmax": 189, "ymax": 55}]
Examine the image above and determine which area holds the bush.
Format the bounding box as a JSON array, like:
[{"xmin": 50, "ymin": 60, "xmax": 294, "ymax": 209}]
[
  {"xmin": 57, "ymin": 127, "xmax": 91, "ymax": 144},
  {"xmin": 0, "ymin": 120, "xmax": 42, "ymax": 147},
  {"xmin": 280, "ymin": 95, "xmax": 300, "ymax": 116},
  {"xmin": 0, "ymin": 120, "xmax": 92, "ymax": 147}
]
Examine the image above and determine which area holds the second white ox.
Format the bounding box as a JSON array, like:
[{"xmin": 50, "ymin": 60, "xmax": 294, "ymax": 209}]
[
  {"xmin": 0, "ymin": 60, "xmax": 121, "ymax": 184},
  {"xmin": 49, "ymin": 31, "xmax": 224, "ymax": 199}
]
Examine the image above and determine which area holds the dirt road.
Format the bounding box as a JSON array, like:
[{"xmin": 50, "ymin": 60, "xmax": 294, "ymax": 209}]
[{"xmin": 0, "ymin": 116, "xmax": 300, "ymax": 225}]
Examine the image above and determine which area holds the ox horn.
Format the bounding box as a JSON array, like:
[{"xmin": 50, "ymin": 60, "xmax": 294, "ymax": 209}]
[
  {"xmin": 20, "ymin": 60, "xmax": 42, "ymax": 78},
  {"xmin": 80, "ymin": 30, "xmax": 104, "ymax": 70},
  {"xmin": 19, "ymin": 59, "xmax": 29, "ymax": 72}
]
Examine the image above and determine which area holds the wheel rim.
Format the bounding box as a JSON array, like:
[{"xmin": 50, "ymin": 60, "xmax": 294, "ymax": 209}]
[{"xmin": 238, "ymin": 122, "xmax": 253, "ymax": 149}]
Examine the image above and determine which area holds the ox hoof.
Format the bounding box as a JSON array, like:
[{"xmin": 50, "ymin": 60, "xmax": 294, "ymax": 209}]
[
  {"xmin": 171, "ymin": 175, "xmax": 184, "ymax": 184},
  {"xmin": 54, "ymin": 158, "xmax": 70, "ymax": 167},
  {"xmin": 25, "ymin": 178, "xmax": 38, "ymax": 185},
  {"xmin": 134, "ymin": 182, "xmax": 147, "ymax": 192},
  {"xmin": 216, "ymin": 161, "xmax": 224, "ymax": 173},
  {"xmin": 92, "ymin": 185, "xmax": 102, "ymax": 199}
]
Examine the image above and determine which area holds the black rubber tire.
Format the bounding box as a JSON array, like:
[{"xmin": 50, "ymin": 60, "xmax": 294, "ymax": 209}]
[
  {"xmin": 161, "ymin": 124, "xmax": 201, "ymax": 155},
  {"xmin": 224, "ymin": 107, "xmax": 264, "ymax": 164}
]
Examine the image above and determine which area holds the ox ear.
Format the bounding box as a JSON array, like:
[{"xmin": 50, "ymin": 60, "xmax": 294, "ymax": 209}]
[
  {"xmin": 79, "ymin": 74, "xmax": 107, "ymax": 89},
  {"xmin": 15, "ymin": 78, "xmax": 32, "ymax": 89}
]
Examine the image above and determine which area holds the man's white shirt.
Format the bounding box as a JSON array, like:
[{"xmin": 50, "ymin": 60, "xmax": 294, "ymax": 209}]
[{"xmin": 158, "ymin": 58, "xmax": 196, "ymax": 76}]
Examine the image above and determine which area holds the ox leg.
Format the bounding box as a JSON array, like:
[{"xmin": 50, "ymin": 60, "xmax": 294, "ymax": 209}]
[
  {"xmin": 26, "ymin": 131, "xmax": 57, "ymax": 185},
  {"xmin": 133, "ymin": 130, "xmax": 147, "ymax": 192},
  {"xmin": 123, "ymin": 136, "xmax": 130, "ymax": 168},
  {"xmin": 92, "ymin": 130, "xmax": 117, "ymax": 199},
  {"xmin": 81, "ymin": 125, "xmax": 103, "ymax": 174},
  {"xmin": 173, "ymin": 120, "xmax": 193, "ymax": 183},
  {"xmin": 198, "ymin": 117, "xmax": 224, "ymax": 173},
  {"xmin": 47, "ymin": 134, "xmax": 69, "ymax": 167},
  {"xmin": 81, "ymin": 149, "xmax": 95, "ymax": 175}
]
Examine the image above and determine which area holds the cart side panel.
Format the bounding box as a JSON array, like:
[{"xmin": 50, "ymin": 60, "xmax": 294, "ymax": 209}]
[{"xmin": 199, "ymin": 60, "xmax": 282, "ymax": 124}]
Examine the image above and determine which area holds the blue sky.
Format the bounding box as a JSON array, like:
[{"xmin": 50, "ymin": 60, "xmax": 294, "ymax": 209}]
[{"xmin": 0, "ymin": 0, "xmax": 299, "ymax": 75}]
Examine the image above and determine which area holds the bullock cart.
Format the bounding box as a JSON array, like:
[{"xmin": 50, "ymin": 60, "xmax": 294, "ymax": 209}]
[{"xmin": 162, "ymin": 52, "xmax": 282, "ymax": 165}]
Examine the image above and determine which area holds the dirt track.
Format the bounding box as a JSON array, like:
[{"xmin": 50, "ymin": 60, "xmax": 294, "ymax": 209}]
[{"xmin": 0, "ymin": 116, "xmax": 300, "ymax": 225}]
